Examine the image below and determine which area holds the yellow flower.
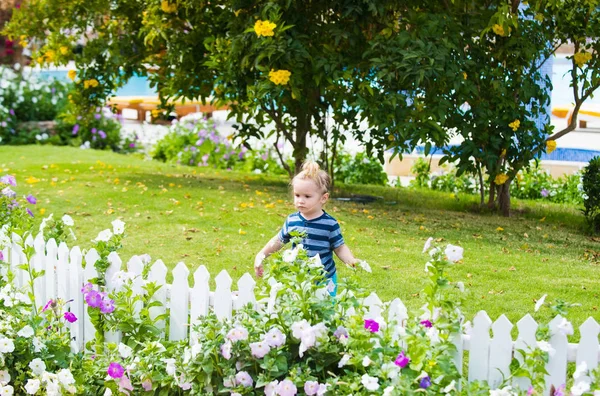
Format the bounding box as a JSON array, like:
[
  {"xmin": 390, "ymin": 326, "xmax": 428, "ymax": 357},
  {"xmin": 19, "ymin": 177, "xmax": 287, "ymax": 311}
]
[
  {"xmin": 19, "ymin": 40, "xmax": 28, "ymax": 48},
  {"xmin": 463, "ymin": 72, "xmax": 468, "ymax": 80},
  {"xmin": 388, "ymin": 134, "xmax": 395, "ymax": 141},
  {"xmin": 83, "ymin": 79, "xmax": 99, "ymax": 89},
  {"xmin": 546, "ymin": 140, "xmax": 557, "ymax": 154},
  {"xmin": 269, "ymin": 69, "xmax": 291, "ymax": 85},
  {"xmin": 500, "ymin": 149, "xmax": 507, "ymax": 157},
  {"xmin": 60, "ymin": 46, "xmax": 69, "ymax": 55},
  {"xmin": 67, "ymin": 70, "xmax": 77, "ymax": 81},
  {"xmin": 508, "ymin": 119, "xmax": 520, "ymax": 131},
  {"xmin": 161, "ymin": 1, "xmax": 177, "ymax": 13},
  {"xmin": 151, "ymin": 109, "xmax": 161, "ymax": 118},
  {"xmin": 494, "ymin": 173, "xmax": 509, "ymax": 185},
  {"xmin": 492, "ymin": 24, "xmax": 505, "ymax": 36},
  {"xmin": 574, "ymin": 51, "xmax": 592, "ymax": 67},
  {"xmin": 234, "ymin": 10, "xmax": 241, "ymax": 17},
  {"xmin": 44, "ymin": 50, "xmax": 55, "ymax": 62},
  {"xmin": 254, "ymin": 20, "xmax": 276, "ymax": 37}
]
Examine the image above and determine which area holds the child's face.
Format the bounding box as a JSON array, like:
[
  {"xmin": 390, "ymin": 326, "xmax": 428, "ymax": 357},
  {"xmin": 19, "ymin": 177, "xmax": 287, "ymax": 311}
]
[{"xmin": 293, "ymin": 179, "xmax": 328, "ymax": 216}]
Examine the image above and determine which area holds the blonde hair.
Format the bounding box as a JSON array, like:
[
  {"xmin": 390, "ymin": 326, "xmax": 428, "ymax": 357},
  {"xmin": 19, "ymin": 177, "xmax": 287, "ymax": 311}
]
[{"xmin": 292, "ymin": 161, "xmax": 331, "ymax": 194}]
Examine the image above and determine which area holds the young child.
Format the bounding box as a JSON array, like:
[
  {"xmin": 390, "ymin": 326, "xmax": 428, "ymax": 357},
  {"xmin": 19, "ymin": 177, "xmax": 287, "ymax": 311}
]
[{"xmin": 254, "ymin": 161, "xmax": 359, "ymax": 295}]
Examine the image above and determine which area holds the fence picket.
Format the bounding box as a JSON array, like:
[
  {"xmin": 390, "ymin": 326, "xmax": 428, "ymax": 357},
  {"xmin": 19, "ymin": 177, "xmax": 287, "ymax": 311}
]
[
  {"xmin": 576, "ymin": 318, "xmax": 599, "ymax": 384},
  {"xmin": 68, "ymin": 246, "xmax": 84, "ymax": 352},
  {"xmin": 105, "ymin": 252, "xmax": 123, "ymax": 344},
  {"xmin": 489, "ymin": 315, "xmax": 513, "ymax": 389},
  {"xmin": 236, "ymin": 273, "xmax": 256, "ymax": 310},
  {"xmin": 214, "ymin": 270, "xmax": 233, "ymax": 321},
  {"xmin": 363, "ymin": 292, "xmax": 383, "ymax": 319},
  {"xmin": 83, "ymin": 249, "xmax": 99, "ymax": 347},
  {"xmin": 56, "ymin": 242, "xmax": 70, "ymax": 301},
  {"xmin": 31, "ymin": 233, "xmax": 46, "ymax": 310},
  {"xmin": 148, "ymin": 260, "xmax": 168, "ymax": 331},
  {"xmin": 513, "ymin": 314, "xmax": 538, "ymax": 391},
  {"xmin": 169, "ymin": 262, "xmax": 190, "ymax": 341},
  {"xmin": 10, "ymin": 234, "xmax": 26, "ymax": 289},
  {"xmin": 127, "ymin": 255, "xmax": 145, "ymax": 317},
  {"xmin": 546, "ymin": 315, "xmax": 569, "ymax": 393},
  {"xmin": 44, "ymin": 238, "xmax": 58, "ymax": 303},
  {"xmin": 469, "ymin": 311, "xmax": 492, "ymax": 382}
]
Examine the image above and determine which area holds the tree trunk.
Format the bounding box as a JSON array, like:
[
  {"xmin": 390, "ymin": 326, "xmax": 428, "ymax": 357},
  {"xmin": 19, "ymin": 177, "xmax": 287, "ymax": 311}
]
[
  {"xmin": 293, "ymin": 112, "xmax": 310, "ymax": 175},
  {"xmin": 498, "ymin": 179, "xmax": 512, "ymax": 217},
  {"xmin": 487, "ymin": 180, "xmax": 497, "ymax": 209}
]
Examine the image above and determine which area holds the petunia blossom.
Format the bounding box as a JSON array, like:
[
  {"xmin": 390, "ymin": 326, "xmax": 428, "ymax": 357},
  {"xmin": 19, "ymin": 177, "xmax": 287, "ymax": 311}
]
[
  {"xmin": 445, "ymin": 244, "xmax": 464, "ymax": 262},
  {"xmin": 235, "ymin": 371, "xmax": 253, "ymax": 387},
  {"xmin": 249, "ymin": 341, "xmax": 271, "ymax": 359},
  {"xmin": 276, "ymin": 379, "xmax": 297, "ymax": 396},
  {"xmin": 361, "ymin": 374, "xmax": 380, "ymax": 391},
  {"xmin": 26, "ymin": 195, "xmax": 36, "ymax": 204},
  {"xmin": 64, "ymin": 312, "xmax": 77, "ymax": 323},
  {"xmin": 264, "ymin": 327, "xmax": 286, "ymax": 347},
  {"xmin": 394, "ymin": 351, "xmax": 410, "ymax": 368},
  {"xmin": 107, "ymin": 362, "xmax": 124, "ymax": 379},
  {"xmin": 364, "ymin": 318, "xmax": 380, "ymax": 333}
]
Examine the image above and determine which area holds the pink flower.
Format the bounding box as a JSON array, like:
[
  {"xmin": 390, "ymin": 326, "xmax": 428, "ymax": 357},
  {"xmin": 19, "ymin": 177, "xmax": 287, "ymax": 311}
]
[
  {"xmin": 180, "ymin": 382, "xmax": 191, "ymax": 390},
  {"xmin": 304, "ymin": 381, "xmax": 319, "ymax": 395},
  {"xmin": 100, "ymin": 299, "xmax": 115, "ymax": 314},
  {"xmin": 81, "ymin": 283, "xmax": 94, "ymax": 294},
  {"xmin": 42, "ymin": 299, "xmax": 54, "ymax": 312},
  {"xmin": 107, "ymin": 362, "xmax": 124, "ymax": 379},
  {"xmin": 265, "ymin": 327, "xmax": 286, "ymax": 347},
  {"xmin": 85, "ymin": 291, "xmax": 102, "ymax": 308},
  {"xmin": 364, "ymin": 319, "xmax": 380, "ymax": 333},
  {"xmin": 276, "ymin": 379, "xmax": 298, "ymax": 396},
  {"xmin": 265, "ymin": 380, "xmax": 279, "ymax": 396},
  {"xmin": 227, "ymin": 326, "xmax": 249, "ymax": 342},
  {"xmin": 420, "ymin": 319, "xmax": 433, "ymax": 328},
  {"xmin": 235, "ymin": 371, "xmax": 253, "ymax": 387},
  {"xmin": 63, "ymin": 312, "xmax": 77, "ymax": 323},
  {"xmin": 394, "ymin": 351, "xmax": 410, "ymax": 368},
  {"xmin": 141, "ymin": 379, "xmax": 153, "ymax": 391},
  {"xmin": 118, "ymin": 375, "xmax": 133, "ymax": 394},
  {"xmin": 249, "ymin": 341, "xmax": 271, "ymax": 359},
  {"xmin": 220, "ymin": 341, "xmax": 232, "ymax": 360}
]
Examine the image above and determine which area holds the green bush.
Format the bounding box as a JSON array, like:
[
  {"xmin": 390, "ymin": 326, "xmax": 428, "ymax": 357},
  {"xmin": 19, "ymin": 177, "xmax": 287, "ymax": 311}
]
[
  {"xmin": 409, "ymin": 157, "xmax": 431, "ymax": 188},
  {"xmin": 582, "ymin": 156, "xmax": 600, "ymax": 234},
  {"xmin": 510, "ymin": 163, "xmax": 583, "ymax": 205},
  {"xmin": 334, "ymin": 152, "xmax": 388, "ymax": 186}
]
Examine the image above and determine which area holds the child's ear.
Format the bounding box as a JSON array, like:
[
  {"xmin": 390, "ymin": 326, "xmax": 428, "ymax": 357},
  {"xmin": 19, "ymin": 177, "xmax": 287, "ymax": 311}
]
[{"xmin": 321, "ymin": 192, "xmax": 329, "ymax": 203}]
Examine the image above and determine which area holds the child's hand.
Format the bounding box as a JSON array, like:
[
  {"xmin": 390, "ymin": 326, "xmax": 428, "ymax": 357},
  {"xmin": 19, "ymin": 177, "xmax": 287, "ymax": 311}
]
[{"xmin": 254, "ymin": 253, "xmax": 265, "ymax": 278}]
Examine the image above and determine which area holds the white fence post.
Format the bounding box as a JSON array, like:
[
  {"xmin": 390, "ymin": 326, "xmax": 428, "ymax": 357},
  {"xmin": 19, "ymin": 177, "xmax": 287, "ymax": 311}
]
[
  {"xmin": 56, "ymin": 242, "xmax": 70, "ymax": 302},
  {"xmin": 545, "ymin": 315, "xmax": 569, "ymax": 393},
  {"xmin": 489, "ymin": 315, "xmax": 513, "ymax": 389},
  {"xmin": 576, "ymin": 317, "xmax": 599, "ymax": 380},
  {"xmin": 214, "ymin": 270, "xmax": 233, "ymax": 321},
  {"xmin": 169, "ymin": 262, "xmax": 190, "ymax": 341},
  {"xmin": 44, "ymin": 238, "xmax": 58, "ymax": 303},
  {"xmin": 148, "ymin": 260, "xmax": 168, "ymax": 332},
  {"xmin": 236, "ymin": 273, "xmax": 256, "ymax": 311},
  {"xmin": 514, "ymin": 314, "xmax": 538, "ymax": 391},
  {"xmin": 190, "ymin": 265, "xmax": 210, "ymax": 345},
  {"xmin": 68, "ymin": 246, "xmax": 84, "ymax": 352},
  {"xmin": 83, "ymin": 249, "xmax": 99, "ymax": 348},
  {"xmin": 469, "ymin": 311, "xmax": 492, "ymax": 382}
]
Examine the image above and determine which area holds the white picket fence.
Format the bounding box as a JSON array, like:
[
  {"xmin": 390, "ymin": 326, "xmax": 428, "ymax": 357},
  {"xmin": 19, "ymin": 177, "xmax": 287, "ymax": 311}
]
[{"xmin": 1, "ymin": 233, "xmax": 599, "ymax": 394}]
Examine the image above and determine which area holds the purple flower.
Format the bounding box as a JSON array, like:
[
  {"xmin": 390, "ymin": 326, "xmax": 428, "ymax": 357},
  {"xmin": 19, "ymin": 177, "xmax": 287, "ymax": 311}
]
[
  {"xmin": 419, "ymin": 376, "xmax": 431, "ymax": 389},
  {"xmin": 100, "ymin": 299, "xmax": 115, "ymax": 314},
  {"xmin": 235, "ymin": 371, "xmax": 253, "ymax": 387},
  {"xmin": 26, "ymin": 194, "xmax": 37, "ymax": 204},
  {"xmin": 91, "ymin": 128, "xmax": 97, "ymax": 134},
  {"xmin": 541, "ymin": 188, "xmax": 549, "ymax": 198},
  {"xmin": 141, "ymin": 379, "xmax": 153, "ymax": 391},
  {"xmin": 1, "ymin": 187, "xmax": 16, "ymax": 198},
  {"xmin": 0, "ymin": 251, "xmax": 4, "ymax": 261},
  {"xmin": 129, "ymin": 143, "xmax": 135, "ymax": 148},
  {"xmin": 364, "ymin": 319, "xmax": 380, "ymax": 333},
  {"xmin": 333, "ymin": 326, "xmax": 348, "ymax": 340},
  {"xmin": 190, "ymin": 146, "xmax": 197, "ymax": 152},
  {"xmin": 553, "ymin": 384, "xmax": 566, "ymax": 396},
  {"xmin": 64, "ymin": 311, "xmax": 77, "ymax": 323},
  {"xmin": 420, "ymin": 319, "xmax": 433, "ymax": 328},
  {"xmin": 9, "ymin": 109, "xmax": 15, "ymax": 116},
  {"xmin": 202, "ymin": 154, "xmax": 209, "ymax": 164},
  {"xmin": 94, "ymin": 113, "xmax": 101, "ymax": 120},
  {"xmin": 261, "ymin": 153, "xmax": 269, "ymax": 161},
  {"xmin": 107, "ymin": 362, "xmax": 124, "ymax": 379},
  {"xmin": 26, "ymin": 208, "xmax": 34, "ymax": 217},
  {"xmin": 81, "ymin": 282, "xmax": 94, "ymax": 295},
  {"xmin": 85, "ymin": 290, "xmax": 103, "ymax": 308},
  {"xmin": 0, "ymin": 175, "xmax": 16, "ymax": 186},
  {"xmin": 42, "ymin": 299, "xmax": 54, "ymax": 312},
  {"xmin": 98, "ymin": 131, "xmax": 107, "ymax": 139},
  {"xmin": 72, "ymin": 124, "xmax": 79, "ymax": 135},
  {"xmin": 394, "ymin": 351, "xmax": 410, "ymax": 368}
]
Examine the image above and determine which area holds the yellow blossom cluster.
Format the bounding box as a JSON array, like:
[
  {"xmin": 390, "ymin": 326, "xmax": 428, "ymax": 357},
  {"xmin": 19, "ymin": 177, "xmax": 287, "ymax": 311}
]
[
  {"xmin": 492, "ymin": 24, "xmax": 505, "ymax": 36},
  {"xmin": 508, "ymin": 119, "xmax": 520, "ymax": 131},
  {"xmin": 494, "ymin": 173, "xmax": 509, "ymax": 185},
  {"xmin": 161, "ymin": 1, "xmax": 177, "ymax": 13},
  {"xmin": 60, "ymin": 46, "xmax": 69, "ymax": 55},
  {"xmin": 67, "ymin": 70, "xmax": 77, "ymax": 81},
  {"xmin": 269, "ymin": 69, "xmax": 291, "ymax": 85},
  {"xmin": 546, "ymin": 140, "xmax": 557, "ymax": 154},
  {"xmin": 574, "ymin": 51, "xmax": 592, "ymax": 67},
  {"xmin": 254, "ymin": 20, "xmax": 276, "ymax": 37},
  {"xmin": 83, "ymin": 79, "xmax": 99, "ymax": 89}
]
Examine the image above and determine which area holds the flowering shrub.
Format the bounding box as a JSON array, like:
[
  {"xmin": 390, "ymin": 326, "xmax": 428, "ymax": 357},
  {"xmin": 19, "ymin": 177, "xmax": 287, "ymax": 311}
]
[
  {"xmin": 0, "ymin": 174, "xmax": 35, "ymax": 235},
  {"xmin": 581, "ymin": 156, "xmax": 600, "ymax": 234},
  {"xmin": 334, "ymin": 152, "xmax": 389, "ymax": 186}
]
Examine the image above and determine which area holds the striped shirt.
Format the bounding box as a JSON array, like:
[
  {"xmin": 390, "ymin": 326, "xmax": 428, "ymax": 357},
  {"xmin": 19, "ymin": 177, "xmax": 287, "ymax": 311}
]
[{"xmin": 278, "ymin": 211, "xmax": 345, "ymax": 278}]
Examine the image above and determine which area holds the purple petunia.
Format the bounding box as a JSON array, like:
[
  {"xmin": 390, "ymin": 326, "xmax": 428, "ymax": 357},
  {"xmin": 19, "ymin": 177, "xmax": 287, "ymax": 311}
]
[
  {"xmin": 94, "ymin": 113, "xmax": 101, "ymax": 120},
  {"xmin": 541, "ymin": 188, "xmax": 549, "ymax": 198},
  {"xmin": 42, "ymin": 299, "xmax": 54, "ymax": 312},
  {"xmin": 333, "ymin": 326, "xmax": 349, "ymax": 340},
  {"xmin": 98, "ymin": 131, "xmax": 107, "ymax": 139},
  {"xmin": 9, "ymin": 109, "xmax": 15, "ymax": 116},
  {"xmin": 26, "ymin": 194, "xmax": 37, "ymax": 204},
  {"xmin": 64, "ymin": 311, "xmax": 77, "ymax": 323},
  {"xmin": 0, "ymin": 251, "xmax": 4, "ymax": 262},
  {"xmin": 0, "ymin": 175, "xmax": 16, "ymax": 186},
  {"xmin": 364, "ymin": 319, "xmax": 380, "ymax": 333},
  {"xmin": 26, "ymin": 208, "xmax": 34, "ymax": 217},
  {"xmin": 85, "ymin": 290, "xmax": 103, "ymax": 308},
  {"xmin": 81, "ymin": 282, "xmax": 94, "ymax": 294},
  {"xmin": 394, "ymin": 351, "xmax": 410, "ymax": 368},
  {"xmin": 72, "ymin": 124, "xmax": 79, "ymax": 135},
  {"xmin": 100, "ymin": 299, "xmax": 115, "ymax": 314},
  {"xmin": 107, "ymin": 362, "xmax": 125, "ymax": 379},
  {"xmin": 420, "ymin": 319, "xmax": 433, "ymax": 328},
  {"xmin": 419, "ymin": 376, "xmax": 431, "ymax": 389},
  {"xmin": 91, "ymin": 128, "xmax": 97, "ymax": 134},
  {"xmin": 2, "ymin": 187, "xmax": 16, "ymax": 198},
  {"xmin": 129, "ymin": 143, "xmax": 135, "ymax": 148}
]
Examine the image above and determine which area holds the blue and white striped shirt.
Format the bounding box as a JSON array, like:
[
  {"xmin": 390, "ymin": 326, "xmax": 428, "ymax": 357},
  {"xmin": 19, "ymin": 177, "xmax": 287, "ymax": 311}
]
[{"xmin": 278, "ymin": 211, "xmax": 345, "ymax": 278}]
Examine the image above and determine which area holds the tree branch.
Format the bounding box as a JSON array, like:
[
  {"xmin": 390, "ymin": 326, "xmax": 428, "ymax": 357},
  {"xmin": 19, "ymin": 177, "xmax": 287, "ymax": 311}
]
[
  {"xmin": 260, "ymin": 101, "xmax": 295, "ymax": 144},
  {"xmin": 273, "ymin": 133, "xmax": 293, "ymax": 177}
]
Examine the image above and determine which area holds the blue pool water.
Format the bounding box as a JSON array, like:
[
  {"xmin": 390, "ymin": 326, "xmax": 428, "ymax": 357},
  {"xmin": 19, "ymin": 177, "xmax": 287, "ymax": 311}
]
[{"xmin": 37, "ymin": 70, "xmax": 155, "ymax": 96}]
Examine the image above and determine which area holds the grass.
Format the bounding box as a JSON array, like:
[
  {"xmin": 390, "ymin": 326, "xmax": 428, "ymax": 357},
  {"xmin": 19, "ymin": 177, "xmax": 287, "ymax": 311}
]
[{"xmin": 2, "ymin": 145, "xmax": 599, "ymax": 331}]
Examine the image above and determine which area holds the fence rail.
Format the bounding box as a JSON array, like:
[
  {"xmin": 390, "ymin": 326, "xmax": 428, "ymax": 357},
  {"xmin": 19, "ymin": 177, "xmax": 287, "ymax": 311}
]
[{"xmin": 1, "ymin": 234, "xmax": 598, "ymax": 394}]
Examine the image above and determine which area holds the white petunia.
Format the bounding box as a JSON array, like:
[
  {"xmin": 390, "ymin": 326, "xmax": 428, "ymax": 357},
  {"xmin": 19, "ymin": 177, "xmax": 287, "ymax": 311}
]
[
  {"xmin": 95, "ymin": 229, "xmax": 113, "ymax": 242},
  {"xmin": 445, "ymin": 244, "xmax": 464, "ymax": 262},
  {"xmin": 338, "ymin": 354, "xmax": 351, "ymax": 368},
  {"xmin": 111, "ymin": 271, "xmax": 134, "ymax": 290},
  {"xmin": 24, "ymin": 379, "xmax": 40, "ymax": 394},
  {"xmin": 282, "ymin": 248, "xmax": 298, "ymax": 263},
  {"xmin": 536, "ymin": 341, "xmax": 556, "ymax": 356},
  {"xmin": 442, "ymin": 380, "xmax": 456, "ymax": 393},
  {"xmin": 17, "ymin": 325, "xmax": 34, "ymax": 338},
  {"xmin": 103, "ymin": 389, "xmax": 112, "ymax": 396},
  {"xmin": 358, "ymin": 260, "xmax": 372, "ymax": 273},
  {"xmin": 0, "ymin": 338, "xmax": 15, "ymax": 353},
  {"xmin": 422, "ymin": 237, "xmax": 433, "ymax": 253},
  {"xmin": 571, "ymin": 380, "xmax": 591, "ymax": 396},
  {"xmin": 29, "ymin": 358, "xmax": 46, "ymax": 375},
  {"xmin": 0, "ymin": 385, "xmax": 14, "ymax": 396},
  {"xmin": 291, "ymin": 320, "xmax": 311, "ymax": 339},
  {"xmin": 111, "ymin": 219, "xmax": 125, "ymax": 235},
  {"xmin": 162, "ymin": 358, "xmax": 177, "ymax": 376},
  {"xmin": 361, "ymin": 374, "xmax": 379, "ymax": 391},
  {"xmin": 534, "ymin": 294, "xmax": 547, "ymax": 312},
  {"xmin": 32, "ymin": 337, "xmax": 45, "ymax": 352},
  {"xmin": 362, "ymin": 356, "xmax": 372, "ymax": 367},
  {"xmin": 573, "ymin": 361, "xmax": 588, "ymax": 380},
  {"xmin": 118, "ymin": 343, "xmax": 133, "ymax": 359},
  {"xmin": 0, "ymin": 370, "xmax": 10, "ymax": 384},
  {"xmin": 556, "ymin": 318, "xmax": 574, "ymax": 335},
  {"xmin": 191, "ymin": 342, "xmax": 203, "ymax": 358},
  {"xmin": 383, "ymin": 386, "xmax": 395, "ymax": 396},
  {"xmin": 61, "ymin": 215, "xmax": 74, "ymax": 226},
  {"xmin": 57, "ymin": 369, "xmax": 75, "ymax": 386},
  {"xmin": 489, "ymin": 386, "xmax": 517, "ymax": 396}
]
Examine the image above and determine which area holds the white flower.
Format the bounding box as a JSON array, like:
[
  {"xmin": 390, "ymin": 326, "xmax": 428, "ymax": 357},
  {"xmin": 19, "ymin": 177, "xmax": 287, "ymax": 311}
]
[
  {"xmin": 573, "ymin": 361, "xmax": 588, "ymax": 380},
  {"xmin": 191, "ymin": 342, "xmax": 203, "ymax": 358},
  {"xmin": 249, "ymin": 341, "xmax": 271, "ymax": 359},
  {"xmin": 291, "ymin": 320, "xmax": 311, "ymax": 339},
  {"xmin": 95, "ymin": 229, "xmax": 113, "ymax": 242},
  {"xmin": 426, "ymin": 326, "xmax": 441, "ymax": 345},
  {"xmin": 103, "ymin": 388, "xmax": 112, "ymax": 396},
  {"xmin": 24, "ymin": 379, "xmax": 40, "ymax": 394},
  {"xmin": 39, "ymin": 214, "xmax": 54, "ymax": 232},
  {"xmin": 571, "ymin": 380, "xmax": 591, "ymax": 396},
  {"xmin": 308, "ymin": 254, "xmax": 323, "ymax": 269},
  {"xmin": 456, "ymin": 282, "xmax": 465, "ymax": 292},
  {"xmin": 422, "ymin": 237, "xmax": 433, "ymax": 253},
  {"xmin": 162, "ymin": 358, "xmax": 177, "ymax": 376},
  {"xmin": 0, "ymin": 338, "xmax": 15, "ymax": 353},
  {"xmin": 111, "ymin": 271, "xmax": 134, "ymax": 290},
  {"xmin": 299, "ymin": 328, "xmax": 316, "ymax": 357},
  {"xmin": 0, "ymin": 370, "xmax": 10, "ymax": 384},
  {"xmin": 445, "ymin": 244, "xmax": 464, "ymax": 262},
  {"xmin": 226, "ymin": 326, "xmax": 249, "ymax": 342},
  {"xmin": 57, "ymin": 369, "xmax": 75, "ymax": 386},
  {"xmin": 264, "ymin": 327, "xmax": 286, "ymax": 348},
  {"xmin": 381, "ymin": 362, "xmax": 400, "ymax": 380},
  {"xmin": 17, "ymin": 325, "xmax": 34, "ymax": 338},
  {"xmin": 0, "ymin": 385, "xmax": 14, "ymax": 396},
  {"xmin": 489, "ymin": 386, "xmax": 517, "ymax": 396},
  {"xmin": 32, "ymin": 337, "xmax": 45, "ymax": 352},
  {"xmin": 118, "ymin": 343, "xmax": 133, "ymax": 359},
  {"xmin": 361, "ymin": 374, "xmax": 379, "ymax": 391},
  {"xmin": 442, "ymin": 380, "xmax": 456, "ymax": 393},
  {"xmin": 61, "ymin": 215, "xmax": 74, "ymax": 226},
  {"xmin": 29, "ymin": 358, "xmax": 46, "ymax": 375},
  {"xmin": 534, "ymin": 294, "xmax": 547, "ymax": 312},
  {"xmin": 264, "ymin": 380, "xmax": 279, "ymax": 396},
  {"xmin": 338, "ymin": 354, "xmax": 351, "ymax": 368},
  {"xmin": 362, "ymin": 356, "xmax": 372, "ymax": 367},
  {"xmin": 556, "ymin": 318, "xmax": 574, "ymax": 335},
  {"xmin": 111, "ymin": 219, "xmax": 125, "ymax": 235},
  {"xmin": 383, "ymin": 386, "xmax": 395, "ymax": 396},
  {"xmin": 358, "ymin": 260, "xmax": 372, "ymax": 273},
  {"xmin": 536, "ymin": 341, "xmax": 556, "ymax": 356},
  {"xmin": 424, "ymin": 261, "xmax": 434, "ymax": 273},
  {"xmin": 282, "ymin": 248, "xmax": 298, "ymax": 263}
]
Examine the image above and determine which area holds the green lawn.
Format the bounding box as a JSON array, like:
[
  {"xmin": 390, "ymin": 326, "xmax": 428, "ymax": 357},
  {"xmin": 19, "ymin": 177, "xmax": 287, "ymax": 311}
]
[{"xmin": 2, "ymin": 145, "xmax": 599, "ymax": 330}]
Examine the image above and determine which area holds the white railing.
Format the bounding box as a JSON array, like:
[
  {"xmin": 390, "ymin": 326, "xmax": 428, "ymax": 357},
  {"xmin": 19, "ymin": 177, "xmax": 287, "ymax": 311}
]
[{"xmin": 1, "ymin": 234, "xmax": 598, "ymax": 394}]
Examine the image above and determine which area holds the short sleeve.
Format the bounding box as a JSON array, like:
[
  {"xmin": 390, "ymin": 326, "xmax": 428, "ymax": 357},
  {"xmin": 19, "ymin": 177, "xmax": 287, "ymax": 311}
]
[
  {"xmin": 278, "ymin": 218, "xmax": 291, "ymax": 244},
  {"xmin": 330, "ymin": 221, "xmax": 345, "ymax": 249}
]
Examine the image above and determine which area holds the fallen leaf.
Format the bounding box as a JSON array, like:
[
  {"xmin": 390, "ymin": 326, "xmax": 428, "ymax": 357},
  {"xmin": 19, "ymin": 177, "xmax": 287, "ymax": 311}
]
[
  {"xmin": 239, "ymin": 229, "xmax": 247, "ymax": 235},
  {"xmin": 496, "ymin": 227, "xmax": 504, "ymax": 232},
  {"xmin": 508, "ymin": 266, "xmax": 516, "ymax": 271}
]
